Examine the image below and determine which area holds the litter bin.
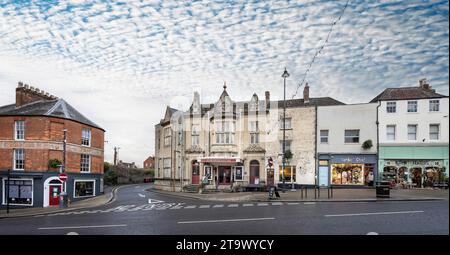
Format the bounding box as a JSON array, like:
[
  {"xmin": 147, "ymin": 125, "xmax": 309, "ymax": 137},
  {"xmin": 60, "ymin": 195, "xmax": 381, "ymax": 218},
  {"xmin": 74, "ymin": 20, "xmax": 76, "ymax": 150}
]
[
  {"xmin": 59, "ymin": 192, "xmax": 68, "ymax": 208},
  {"xmin": 376, "ymin": 181, "xmax": 390, "ymax": 198}
]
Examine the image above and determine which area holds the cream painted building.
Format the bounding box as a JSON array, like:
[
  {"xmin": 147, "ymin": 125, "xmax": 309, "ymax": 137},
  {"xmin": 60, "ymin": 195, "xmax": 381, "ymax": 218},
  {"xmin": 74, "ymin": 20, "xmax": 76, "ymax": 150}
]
[{"xmin": 154, "ymin": 83, "xmax": 344, "ymax": 191}]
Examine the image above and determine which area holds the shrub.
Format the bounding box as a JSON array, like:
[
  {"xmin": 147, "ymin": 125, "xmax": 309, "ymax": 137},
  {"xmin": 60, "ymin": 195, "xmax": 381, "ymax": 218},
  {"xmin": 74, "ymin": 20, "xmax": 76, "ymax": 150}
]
[
  {"xmin": 48, "ymin": 159, "xmax": 62, "ymax": 169},
  {"xmin": 104, "ymin": 169, "xmax": 118, "ymax": 185},
  {"xmin": 362, "ymin": 140, "xmax": 373, "ymax": 150}
]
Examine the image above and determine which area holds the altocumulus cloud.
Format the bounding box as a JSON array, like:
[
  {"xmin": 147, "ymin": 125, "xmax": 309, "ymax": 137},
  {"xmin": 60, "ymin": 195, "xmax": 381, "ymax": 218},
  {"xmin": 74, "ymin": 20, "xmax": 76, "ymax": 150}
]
[{"xmin": 0, "ymin": 0, "xmax": 448, "ymax": 164}]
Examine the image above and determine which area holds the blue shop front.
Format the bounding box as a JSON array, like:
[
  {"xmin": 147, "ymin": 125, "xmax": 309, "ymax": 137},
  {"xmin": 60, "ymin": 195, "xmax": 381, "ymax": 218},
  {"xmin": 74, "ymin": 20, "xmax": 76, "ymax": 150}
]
[{"xmin": 317, "ymin": 154, "xmax": 378, "ymax": 187}]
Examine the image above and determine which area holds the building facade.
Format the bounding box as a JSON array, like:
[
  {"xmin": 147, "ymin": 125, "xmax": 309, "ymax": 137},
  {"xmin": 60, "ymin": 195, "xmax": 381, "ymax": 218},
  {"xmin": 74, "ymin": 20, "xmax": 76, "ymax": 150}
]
[
  {"xmin": 0, "ymin": 82, "xmax": 105, "ymax": 207},
  {"xmin": 154, "ymin": 83, "xmax": 344, "ymax": 191},
  {"xmin": 317, "ymin": 103, "xmax": 378, "ymax": 187},
  {"xmin": 143, "ymin": 156, "xmax": 155, "ymax": 169},
  {"xmin": 372, "ymin": 79, "xmax": 449, "ymax": 188}
]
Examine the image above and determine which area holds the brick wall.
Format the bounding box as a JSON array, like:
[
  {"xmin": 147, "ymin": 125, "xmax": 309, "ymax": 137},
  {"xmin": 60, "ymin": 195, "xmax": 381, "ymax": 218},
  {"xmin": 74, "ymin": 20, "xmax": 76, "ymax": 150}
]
[{"xmin": 0, "ymin": 116, "xmax": 104, "ymax": 174}]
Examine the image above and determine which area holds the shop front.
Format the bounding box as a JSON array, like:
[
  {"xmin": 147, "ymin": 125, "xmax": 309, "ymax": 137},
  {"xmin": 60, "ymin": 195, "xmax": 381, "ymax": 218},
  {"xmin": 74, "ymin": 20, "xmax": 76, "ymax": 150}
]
[
  {"xmin": 318, "ymin": 154, "xmax": 377, "ymax": 187},
  {"xmin": 379, "ymin": 146, "xmax": 449, "ymax": 188},
  {"xmin": 198, "ymin": 157, "xmax": 243, "ymax": 189}
]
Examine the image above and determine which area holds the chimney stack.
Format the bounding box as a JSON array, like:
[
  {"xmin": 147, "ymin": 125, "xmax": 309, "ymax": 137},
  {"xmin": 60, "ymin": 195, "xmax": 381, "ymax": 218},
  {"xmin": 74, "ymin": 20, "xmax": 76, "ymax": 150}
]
[
  {"xmin": 15, "ymin": 81, "xmax": 56, "ymax": 107},
  {"xmin": 303, "ymin": 83, "xmax": 310, "ymax": 104},
  {"xmin": 265, "ymin": 91, "xmax": 270, "ymax": 110},
  {"xmin": 419, "ymin": 78, "xmax": 431, "ymax": 90}
]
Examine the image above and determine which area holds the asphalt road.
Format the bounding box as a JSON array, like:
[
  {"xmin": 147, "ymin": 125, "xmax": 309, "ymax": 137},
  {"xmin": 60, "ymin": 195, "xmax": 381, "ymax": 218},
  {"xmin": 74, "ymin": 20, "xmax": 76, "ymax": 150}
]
[{"xmin": 0, "ymin": 184, "xmax": 448, "ymax": 235}]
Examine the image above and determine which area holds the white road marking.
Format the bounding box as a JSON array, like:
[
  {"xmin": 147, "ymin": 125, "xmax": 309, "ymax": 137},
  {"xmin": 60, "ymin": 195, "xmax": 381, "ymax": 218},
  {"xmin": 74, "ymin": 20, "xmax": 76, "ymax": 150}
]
[
  {"xmin": 325, "ymin": 210, "xmax": 424, "ymax": 217},
  {"xmin": 138, "ymin": 193, "xmax": 145, "ymax": 198},
  {"xmin": 272, "ymin": 202, "xmax": 283, "ymax": 206},
  {"xmin": 243, "ymin": 203, "xmax": 254, "ymax": 207},
  {"xmin": 66, "ymin": 232, "xmax": 79, "ymax": 235},
  {"xmin": 38, "ymin": 224, "xmax": 127, "ymax": 230},
  {"xmin": 287, "ymin": 202, "xmax": 300, "ymax": 205},
  {"xmin": 148, "ymin": 198, "xmax": 164, "ymax": 204},
  {"xmin": 304, "ymin": 202, "xmax": 316, "ymax": 205},
  {"xmin": 257, "ymin": 203, "xmax": 269, "ymax": 206},
  {"xmin": 199, "ymin": 205, "xmax": 211, "ymax": 209},
  {"xmin": 213, "ymin": 204, "xmax": 224, "ymax": 208},
  {"xmin": 178, "ymin": 217, "xmax": 276, "ymax": 224},
  {"xmin": 135, "ymin": 186, "xmax": 141, "ymax": 188},
  {"xmin": 367, "ymin": 232, "xmax": 379, "ymax": 235},
  {"xmin": 184, "ymin": 205, "xmax": 197, "ymax": 209},
  {"xmin": 127, "ymin": 205, "xmax": 148, "ymax": 211},
  {"xmin": 227, "ymin": 204, "xmax": 239, "ymax": 207}
]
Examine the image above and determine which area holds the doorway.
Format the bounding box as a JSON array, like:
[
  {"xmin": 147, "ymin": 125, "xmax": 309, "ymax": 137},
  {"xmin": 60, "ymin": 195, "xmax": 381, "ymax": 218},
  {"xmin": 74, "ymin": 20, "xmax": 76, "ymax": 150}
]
[
  {"xmin": 49, "ymin": 180, "xmax": 62, "ymax": 206},
  {"xmin": 218, "ymin": 166, "xmax": 231, "ymax": 184},
  {"xmin": 250, "ymin": 160, "xmax": 260, "ymax": 184},
  {"xmin": 192, "ymin": 160, "xmax": 200, "ymax": 184}
]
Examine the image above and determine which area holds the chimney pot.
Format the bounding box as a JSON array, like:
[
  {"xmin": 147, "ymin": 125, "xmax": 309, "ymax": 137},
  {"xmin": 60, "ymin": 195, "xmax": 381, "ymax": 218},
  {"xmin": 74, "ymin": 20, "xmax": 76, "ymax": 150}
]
[
  {"xmin": 24, "ymin": 84, "xmax": 29, "ymax": 89},
  {"xmin": 303, "ymin": 83, "xmax": 310, "ymax": 104},
  {"xmin": 18, "ymin": 81, "xmax": 23, "ymax": 87}
]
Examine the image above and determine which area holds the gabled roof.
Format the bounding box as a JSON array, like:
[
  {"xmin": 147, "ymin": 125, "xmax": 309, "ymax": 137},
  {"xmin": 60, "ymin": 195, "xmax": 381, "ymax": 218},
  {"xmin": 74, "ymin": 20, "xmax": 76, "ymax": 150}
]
[
  {"xmin": 276, "ymin": 97, "xmax": 345, "ymax": 108},
  {"xmin": 160, "ymin": 106, "xmax": 180, "ymax": 124},
  {"xmin": 370, "ymin": 87, "xmax": 447, "ymax": 102},
  {"xmin": 0, "ymin": 99, "xmax": 104, "ymax": 130}
]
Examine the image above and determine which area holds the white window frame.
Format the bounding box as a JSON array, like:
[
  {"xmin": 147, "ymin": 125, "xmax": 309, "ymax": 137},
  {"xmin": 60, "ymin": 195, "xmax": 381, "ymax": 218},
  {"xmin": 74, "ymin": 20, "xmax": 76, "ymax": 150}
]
[
  {"xmin": 250, "ymin": 121, "xmax": 259, "ymax": 144},
  {"xmin": 344, "ymin": 130, "xmax": 360, "ymax": 144},
  {"xmin": 13, "ymin": 148, "xmax": 25, "ymax": 171},
  {"xmin": 233, "ymin": 166, "xmax": 244, "ymax": 181},
  {"xmin": 204, "ymin": 165, "xmax": 212, "ymax": 181},
  {"xmin": 80, "ymin": 154, "xmax": 91, "ymax": 173},
  {"xmin": 215, "ymin": 120, "xmax": 235, "ymax": 144},
  {"xmin": 14, "ymin": 121, "xmax": 25, "ymax": 140},
  {"xmin": 73, "ymin": 179, "xmax": 96, "ymax": 198},
  {"xmin": 191, "ymin": 124, "xmax": 200, "ymax": 146},
  {"xmin": 2, "ymin": 178, "xmax": 34, "ymax": 206},
  {"xmin": 280, "ymin": 118, "xmax": 292, "ymax": 130},
  {"xmin": 429, "ymin": 124, "xmax": 440, "ymax": 140},
  {"xmin": 386, "ymin": 125, "xmax": 396, "ymax": 141},
  {"xmin": 407, "ymin": 101, "xmax": 418, "ymax": 113},
  {"xmin": 386, "ymin": 102, "xmax": 396, "ymax": 113},
  {"xmin": 429, "ymin": 100, "xmax": 440, "ymax": 112},
  {"xmin": 164, "ymin": 127, "xmax": 171, "ymax": 147},
  {"xmin": 407, "ymin": 124, "xmax": 417, "ymax": 141},
  {"xmin": 81, "ymin": 128, "xmax": 91, "ymax": 147},
  {"xmin": 320, "ymin": 130, "xmax": 329, "ymax": 144}
]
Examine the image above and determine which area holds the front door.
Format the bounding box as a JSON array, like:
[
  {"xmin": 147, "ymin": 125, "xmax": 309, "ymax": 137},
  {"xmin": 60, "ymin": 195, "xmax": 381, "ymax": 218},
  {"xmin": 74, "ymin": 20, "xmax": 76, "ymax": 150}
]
[
  {"xmin": 49, "ymin": 185, "xmax": 61, "ymax": 206},
  {"xmin": 318, "ymin": 166, "xmax": 329, "ymax": 187},
  {"xmin": 250, "ymin": 161, "xmax": 260, "ymax": 184},
  {"xmin": 192, "ymin": 163, "xmax": 200, "ymax": 184},
  {"xmin": 218, "ymin": 166, "xmax": 231, "ymax": 184}
]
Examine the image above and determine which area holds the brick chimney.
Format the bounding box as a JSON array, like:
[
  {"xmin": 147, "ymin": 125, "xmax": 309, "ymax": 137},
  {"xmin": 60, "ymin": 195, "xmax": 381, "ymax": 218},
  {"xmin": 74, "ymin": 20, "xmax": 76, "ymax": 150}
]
[
  {"xmin": 419, "ymin": 78, "xmax": 434, "ymax": 91},
  {"xmin": 265, "ymin": 91, "xmax": 270, "ymax": 110},
  {"xmin": 16, "ymin": 81, "xmax": 56, "ymax": 107},
  {"xmin": 303, "ymin": 83, "xmax": 310, "ymax": 104}
]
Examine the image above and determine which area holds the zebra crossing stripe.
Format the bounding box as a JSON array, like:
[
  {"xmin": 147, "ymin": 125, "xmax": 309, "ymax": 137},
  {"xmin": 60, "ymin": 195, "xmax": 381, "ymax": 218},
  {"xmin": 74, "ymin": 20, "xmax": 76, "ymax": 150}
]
[
  {"xmin": 127, "ymin": 205, "xmax": 148, "ymax": 211},
  {"xmin": 199, "ymin": 205, "xmax": 211, "ymax": 209},
  {"xmin": 243, "ymin": 203, "xmax": 254, "ymax": 207},
  {"xmin": 228, "ymin": 204, "xmax": 238, "ymax": 207},
  {"xmin": 213, "ymin": 204, "xmax": 224, "ymax": 208},
  {"xmin": 272, "ymin": 202, "xmax": 283, "ymax": 206},
  {"xmin": 287, "ymin": 202, "xmax": 299, "ymax": 205},
  {"xmin": 257, "ymin": 203, "xmax": 269, "ymax": 206},
  {"xmin": 184, "ymin": 205, "xmax": 197, "ymax": 209}
]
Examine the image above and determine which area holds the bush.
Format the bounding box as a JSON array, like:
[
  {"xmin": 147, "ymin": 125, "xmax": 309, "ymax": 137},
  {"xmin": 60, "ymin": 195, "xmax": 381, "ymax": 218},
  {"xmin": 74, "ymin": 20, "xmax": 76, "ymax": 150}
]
[
  {"xmin": 104, "ymin": 168, "xmax": 118, "ymax": 185},
  {"xmin": 362, "ymin": 140, "xmax": 373, "ymax": 150},
  {"xmin": 48, "ymin": 159, "xmax": 62, "ymax": 169}
]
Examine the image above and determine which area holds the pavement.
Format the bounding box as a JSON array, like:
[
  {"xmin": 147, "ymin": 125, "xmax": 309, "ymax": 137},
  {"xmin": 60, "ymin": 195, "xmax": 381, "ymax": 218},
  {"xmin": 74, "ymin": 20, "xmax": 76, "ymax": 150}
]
[
  {"xmin": 0, "ymin": 185, "xmax": 122, "ymax": 219},
  {"xmin": 148, "ymin": 187, "xmax": 449, "ymax": 202},
  {"xmin": 0, "ymin": 183, "xmax": 448, "ymax": 235}
]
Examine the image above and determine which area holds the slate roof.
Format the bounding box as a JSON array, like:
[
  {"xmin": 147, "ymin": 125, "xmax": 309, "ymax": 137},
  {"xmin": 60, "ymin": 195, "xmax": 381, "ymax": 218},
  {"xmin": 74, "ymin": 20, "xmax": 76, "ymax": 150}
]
[
  {"xmin": 0, "ymin": 99, "xmax": 104, "ymax": 131},
  {"xmin": 370, "ymin": 87, "xmax": 448, "ymax": 102},
  {"xmin": 275, "ymin": 97, "xmax": 345, "ymax": 108}
]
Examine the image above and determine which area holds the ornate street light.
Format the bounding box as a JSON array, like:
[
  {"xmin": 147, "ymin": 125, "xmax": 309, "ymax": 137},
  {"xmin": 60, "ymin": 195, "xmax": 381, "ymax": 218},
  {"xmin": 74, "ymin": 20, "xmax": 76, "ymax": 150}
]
[{"xmin": 281, "ymin": 68, "xmax": 289, "ymax": 192}]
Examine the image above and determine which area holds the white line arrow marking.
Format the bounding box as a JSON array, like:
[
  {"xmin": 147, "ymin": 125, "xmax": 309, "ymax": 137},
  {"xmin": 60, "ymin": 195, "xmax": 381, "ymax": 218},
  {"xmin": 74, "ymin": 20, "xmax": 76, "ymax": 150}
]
[
  {"xmin": 148, "ymin": 198, "xmax": 164, "ymax": 204},
  {"xmin": 138, "ymin": 193, "xmax": 145, "ymax": 198}
]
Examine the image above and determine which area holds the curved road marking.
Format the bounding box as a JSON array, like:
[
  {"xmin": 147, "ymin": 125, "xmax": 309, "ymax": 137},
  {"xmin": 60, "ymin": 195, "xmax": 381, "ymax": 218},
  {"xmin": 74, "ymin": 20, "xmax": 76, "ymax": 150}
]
[{"xmin": 138, "ymin": 193, "xmax": 145, "ymax": 198}]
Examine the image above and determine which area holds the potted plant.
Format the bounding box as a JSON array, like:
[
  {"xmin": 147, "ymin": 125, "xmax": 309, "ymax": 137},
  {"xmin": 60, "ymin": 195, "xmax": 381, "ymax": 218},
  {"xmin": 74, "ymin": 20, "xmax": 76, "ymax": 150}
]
[
  {"xmin": 362, "ymin": 139, "xmax": 373, "ymax": 150},
  {"xmin": 284, "ymin": 150, "xmax": 293, "ymax": 163},
  {"xmin": 48, "ymin": 159, "xmax": 62, "ymax": 169}
]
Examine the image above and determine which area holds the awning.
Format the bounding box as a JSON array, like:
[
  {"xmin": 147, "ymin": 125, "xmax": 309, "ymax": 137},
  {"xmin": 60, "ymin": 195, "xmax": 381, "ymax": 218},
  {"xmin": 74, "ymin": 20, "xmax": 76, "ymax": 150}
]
[{"xmin": 198, "ymin": 157, "xmax": 242, "ymax": 164}]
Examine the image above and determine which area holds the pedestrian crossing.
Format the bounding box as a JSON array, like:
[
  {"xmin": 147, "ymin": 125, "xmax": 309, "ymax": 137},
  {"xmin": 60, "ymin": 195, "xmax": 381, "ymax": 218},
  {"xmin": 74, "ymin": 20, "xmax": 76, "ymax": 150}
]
[{"xmin": 42, "ymin": 201, "xmax": 312, "ymax": 217}]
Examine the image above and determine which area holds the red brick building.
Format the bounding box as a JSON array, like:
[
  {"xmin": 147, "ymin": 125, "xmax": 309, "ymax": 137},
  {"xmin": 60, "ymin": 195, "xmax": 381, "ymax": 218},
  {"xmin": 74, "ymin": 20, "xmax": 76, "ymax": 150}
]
[
  {"xmin": 0, "ymin": 82, "xmax": 105, "ymax": 207},
  {"xmin": 143, "ymin": 156, "xmax": 155, "ymax": 169}
]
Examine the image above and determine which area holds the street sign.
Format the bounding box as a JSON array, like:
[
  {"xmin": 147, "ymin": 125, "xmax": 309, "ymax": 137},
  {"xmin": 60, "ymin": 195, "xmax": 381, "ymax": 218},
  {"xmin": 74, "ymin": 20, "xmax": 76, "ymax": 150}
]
[{"xmin": 59, "ymin": 173, "xmax": 68, "ymax": 182}]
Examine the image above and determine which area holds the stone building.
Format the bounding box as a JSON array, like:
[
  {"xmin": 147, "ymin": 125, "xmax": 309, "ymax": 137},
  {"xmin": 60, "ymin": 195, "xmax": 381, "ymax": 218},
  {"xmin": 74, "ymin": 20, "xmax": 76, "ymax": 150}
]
[
  {"xmin": 0, "ymin": 82, "xmax": 105, "ymax": 207},
  {"xmin": 154, "ymin": 83, "xmax": 344, "ymax": 191}
]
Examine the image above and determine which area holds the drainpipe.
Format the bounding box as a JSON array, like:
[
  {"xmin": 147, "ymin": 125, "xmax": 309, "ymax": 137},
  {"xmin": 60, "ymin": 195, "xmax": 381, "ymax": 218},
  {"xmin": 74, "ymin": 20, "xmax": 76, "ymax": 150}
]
[
  {"xmin": 314, "ymin": 105, "xmax": 318, "ymax": 187},
  {"xmin": 376, "ymin": 101, "xmax": 381, "ymax": 184}
]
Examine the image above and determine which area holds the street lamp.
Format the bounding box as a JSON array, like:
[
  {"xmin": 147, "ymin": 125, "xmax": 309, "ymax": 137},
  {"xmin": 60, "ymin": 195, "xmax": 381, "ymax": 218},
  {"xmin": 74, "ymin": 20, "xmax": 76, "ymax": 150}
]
[
  {"xmin": 281, "ymin": 67, "xmax": 289, "ymax": 193},
  {"xmin": 59, "ymin": 129, "xmax": 68, "ymax": 208}
]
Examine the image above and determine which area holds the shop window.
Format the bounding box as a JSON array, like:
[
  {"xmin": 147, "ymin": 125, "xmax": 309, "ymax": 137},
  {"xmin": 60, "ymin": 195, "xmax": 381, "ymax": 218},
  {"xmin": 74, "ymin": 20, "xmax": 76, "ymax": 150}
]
[
  {"xmin": 429, "ymin": 100, "xmax": 440, "ymax": 112},
  {"xmin": 204, "ymin": 165, "xmax": 212, "ymax": 181},
  {"xmin": 429, "ymin": 124, "xmax": 439, "ymax": 140},
  {"xmin": 407, "ymin": 125, "xmax": 417, "ymax": 140},
  {"xmin": 3, "ymin": 179, "xmax": 33, "ymax": 205},
  {"xmin": 386, "ymin": 102, "xmax": 396, "ymax": 113},
  {"xmin": 344, "ymin": 130, "xmax": 359, "ymax": 143},
  {"xmin": 363, "ymin": 164, "xmax": 375, "ymax": 186},
  {"xmin": 407, "ymin": 101, "xmax": 418, "ymax": 113},
  {"xmin": 74, "ymin": 181, "xmax": 94, "ymax": 198},
  {"xmin": 386, "ymin": 125, "xmax": 396, "ymax": 141},
  {"xmin": 320, "ymin": 130, "xmax": 329, "ymax": 143},
  {"xmin": 279, "ymin": 165, "xmax": 296, "ymax": 183},
  {"xmin": 331, "ymin": 164, "xmax": 364, "ymax": 185},
  {"xmin": 15, "ymin": 121, "xmax": 25, "ymax": 140},
  {"xmin": 234, "ymin": 166, "xmax": 244, "ymax": 181},
  {"xmin": 319, "ymin": 160, "xmax": 329, "ymax": 166}
]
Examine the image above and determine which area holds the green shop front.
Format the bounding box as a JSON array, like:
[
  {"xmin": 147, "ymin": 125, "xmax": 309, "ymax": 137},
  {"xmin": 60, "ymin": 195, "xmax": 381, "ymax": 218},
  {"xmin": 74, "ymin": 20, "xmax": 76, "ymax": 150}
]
[{"xmin": 379, "ymin": 145, "xmax": 449, "ymax": 188}]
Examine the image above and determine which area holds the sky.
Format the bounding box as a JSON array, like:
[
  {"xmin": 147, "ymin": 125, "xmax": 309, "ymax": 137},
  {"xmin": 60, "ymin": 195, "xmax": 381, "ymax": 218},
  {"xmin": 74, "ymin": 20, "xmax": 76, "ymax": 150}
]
[{"xmin": 0, "ymin": 0, "xmax": 448, "ymax": 167}]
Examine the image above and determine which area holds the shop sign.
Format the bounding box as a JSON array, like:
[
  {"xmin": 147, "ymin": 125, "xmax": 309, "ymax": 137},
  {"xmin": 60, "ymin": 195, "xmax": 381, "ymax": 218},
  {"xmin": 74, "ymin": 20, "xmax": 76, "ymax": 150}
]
[
  {"xmin": 385, "ymin": 160, "xmax": 443, "ymax": 168},
  {"xmin": 333, "ymin": 155, "xmax": 375, "ymax": 164}
]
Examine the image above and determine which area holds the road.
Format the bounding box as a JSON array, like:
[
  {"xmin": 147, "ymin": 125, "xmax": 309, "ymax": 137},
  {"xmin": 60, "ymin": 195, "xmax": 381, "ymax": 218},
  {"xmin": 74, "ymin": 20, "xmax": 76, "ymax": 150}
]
[{"xmin": 0, "ymin": 184, "xmax": 448, "ymax": 235}]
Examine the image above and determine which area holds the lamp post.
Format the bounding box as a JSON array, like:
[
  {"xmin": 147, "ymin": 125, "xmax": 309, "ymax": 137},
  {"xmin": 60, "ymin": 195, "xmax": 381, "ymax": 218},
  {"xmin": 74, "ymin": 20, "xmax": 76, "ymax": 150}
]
[
  {"xmin": 59, "ymin": 129, "xmax": 68, "ymax": 208},
  {"xmin": 281, "ymin": 68, "xmax": 289, "ymax": 192},
  {"xmin": 6, "ymin": 168, "xmax": 10, "ymax": 214}
]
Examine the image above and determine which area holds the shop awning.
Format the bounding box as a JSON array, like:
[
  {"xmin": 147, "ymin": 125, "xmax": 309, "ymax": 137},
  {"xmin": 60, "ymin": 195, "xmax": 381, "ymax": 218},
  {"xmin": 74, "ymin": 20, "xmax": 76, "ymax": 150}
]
[{"xmin": 198, "ymin": 157, "xmax": 242, "ymax": 164}]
